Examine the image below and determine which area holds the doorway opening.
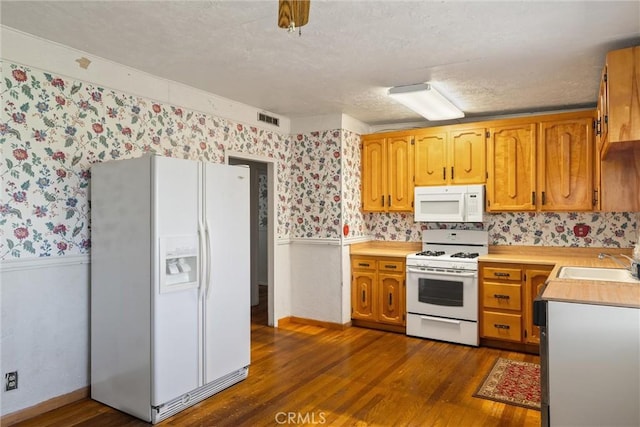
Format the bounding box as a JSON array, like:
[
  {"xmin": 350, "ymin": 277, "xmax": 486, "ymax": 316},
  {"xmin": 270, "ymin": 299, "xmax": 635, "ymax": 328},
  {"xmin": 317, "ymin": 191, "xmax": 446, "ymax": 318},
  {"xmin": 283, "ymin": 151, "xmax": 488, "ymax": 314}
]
[{"xmin": 227, "ymin": 152, "xmax": 275, "ymax": 327}]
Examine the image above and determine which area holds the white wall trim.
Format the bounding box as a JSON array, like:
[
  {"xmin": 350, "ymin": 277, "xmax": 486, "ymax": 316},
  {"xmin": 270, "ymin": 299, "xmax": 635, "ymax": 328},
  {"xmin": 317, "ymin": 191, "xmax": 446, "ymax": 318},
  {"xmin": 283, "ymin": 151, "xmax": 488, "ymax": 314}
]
[
  {"xmin": 289, "ymin": 238, "xmax": 341, "ymax": 246},
  {"xmin": 0, "ymin": 255, "xmax": 90, "ymax": 272},
  {"xmin": 277, "ymin": 239, "xmax": 292, "ymax": 245},
  {"xmin": 342, "ymin": 236, "xmax": 372, "ymax": 245}
]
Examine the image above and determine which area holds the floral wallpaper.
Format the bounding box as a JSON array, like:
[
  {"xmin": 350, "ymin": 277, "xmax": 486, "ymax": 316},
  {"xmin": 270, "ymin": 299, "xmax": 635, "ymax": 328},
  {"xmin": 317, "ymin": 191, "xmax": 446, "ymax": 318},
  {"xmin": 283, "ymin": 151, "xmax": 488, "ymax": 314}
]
[
  {"xmin": 258, "ymin": 172, "xmax": 268, "ymax": 229},
  {"xmin": 341, "ymin": 129, "xmax": 366, "ymax": 239},
  {"xmin": 0, "ymin": 61, "xmax": 292, "ymax": 259},
  {"xmin": 487, "ymin": 211, "xmax": 639, "ymax": 248},
  {"xmin": 289, "ymin": 130, "xmax": 342, "ymax": 238},
  {"xmin": 364, "ymin": 211, "xmax": 639, "ymax": 248},
  {"xmin": 2, "ymin": 60, "xmax": 637, "ymax": 260}
]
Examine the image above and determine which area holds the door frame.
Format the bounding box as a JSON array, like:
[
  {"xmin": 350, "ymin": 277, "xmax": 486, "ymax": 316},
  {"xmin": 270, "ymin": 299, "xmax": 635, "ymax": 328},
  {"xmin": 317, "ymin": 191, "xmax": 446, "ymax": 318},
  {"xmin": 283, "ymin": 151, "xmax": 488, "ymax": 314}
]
[{"xmin": 226, "ymin": 151, "xmax": 276, "ymax": 327}]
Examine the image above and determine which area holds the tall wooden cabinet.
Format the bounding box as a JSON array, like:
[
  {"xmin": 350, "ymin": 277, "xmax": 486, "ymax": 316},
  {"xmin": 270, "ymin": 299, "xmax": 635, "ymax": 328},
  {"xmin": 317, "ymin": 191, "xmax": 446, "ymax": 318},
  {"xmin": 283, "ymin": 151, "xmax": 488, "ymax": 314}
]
[
  {"xmin": 351, "ymin": 256, "xmax": 405, "ymax": 333},
  {"xmin": 414, "ymin": 127, "xmax": 486, "ymax": 186},
  {"xmin": 595, "ymin": 45, "xmax": 640, "ymax": 212},
  {"xmin": 361, "ymin": 134, "xmax": 413, "ymax": 212},
  {"xmin": 597, "ymin": 45, "xmax": 640, "ymax": 158}
]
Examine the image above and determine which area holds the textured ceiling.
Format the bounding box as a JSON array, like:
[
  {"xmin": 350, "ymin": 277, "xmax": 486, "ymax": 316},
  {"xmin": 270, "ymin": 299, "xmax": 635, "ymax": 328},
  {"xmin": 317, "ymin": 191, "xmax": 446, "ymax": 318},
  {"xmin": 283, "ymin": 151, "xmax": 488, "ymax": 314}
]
[{"xmin": 2, "ymin": 1, "xmax": 640, "ymax": 126}]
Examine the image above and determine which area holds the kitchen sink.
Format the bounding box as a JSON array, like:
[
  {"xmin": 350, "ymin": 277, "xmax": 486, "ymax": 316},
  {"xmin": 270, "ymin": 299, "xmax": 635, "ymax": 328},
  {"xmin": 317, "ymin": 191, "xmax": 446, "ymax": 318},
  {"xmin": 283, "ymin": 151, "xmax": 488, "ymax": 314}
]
[{"xmin": 557, "ymin": 266, "xmax": 639, "ymax": 283}]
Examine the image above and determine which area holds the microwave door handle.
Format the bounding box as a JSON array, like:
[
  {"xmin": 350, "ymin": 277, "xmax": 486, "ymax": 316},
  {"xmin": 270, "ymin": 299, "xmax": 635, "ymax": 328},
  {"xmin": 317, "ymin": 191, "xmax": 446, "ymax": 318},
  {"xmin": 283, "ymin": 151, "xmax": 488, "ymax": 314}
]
[{"xmin": 407, "ymin": 267, "xmax": 476, "ymax": 277}]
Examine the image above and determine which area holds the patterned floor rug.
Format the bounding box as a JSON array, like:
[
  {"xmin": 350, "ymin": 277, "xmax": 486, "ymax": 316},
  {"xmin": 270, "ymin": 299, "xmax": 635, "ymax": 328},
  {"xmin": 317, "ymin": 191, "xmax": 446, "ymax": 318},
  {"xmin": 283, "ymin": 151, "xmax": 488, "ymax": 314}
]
[{"xmin": 473, "ymin": 357, "xmax": 541, "ymax": 410}]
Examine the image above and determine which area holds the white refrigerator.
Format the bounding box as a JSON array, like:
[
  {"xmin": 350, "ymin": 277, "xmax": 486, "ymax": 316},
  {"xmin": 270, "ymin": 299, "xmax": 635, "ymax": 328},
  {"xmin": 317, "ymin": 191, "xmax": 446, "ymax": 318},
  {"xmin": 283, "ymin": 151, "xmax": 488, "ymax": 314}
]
[{"xmin": 90, "ymin": 155, "xmax": 250, "ymax": 423}]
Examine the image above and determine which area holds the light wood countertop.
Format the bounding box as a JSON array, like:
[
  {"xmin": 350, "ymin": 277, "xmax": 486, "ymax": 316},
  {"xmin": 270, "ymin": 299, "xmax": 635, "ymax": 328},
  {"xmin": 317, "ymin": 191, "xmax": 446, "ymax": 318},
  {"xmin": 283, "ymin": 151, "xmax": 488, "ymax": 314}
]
[
  {"xmin": 480, "ymin": 246, "xmax": 639, "ymax": 309},
  {"xmin": 349, "ymin": 241, "xmax": 421, "ymax": 258}
]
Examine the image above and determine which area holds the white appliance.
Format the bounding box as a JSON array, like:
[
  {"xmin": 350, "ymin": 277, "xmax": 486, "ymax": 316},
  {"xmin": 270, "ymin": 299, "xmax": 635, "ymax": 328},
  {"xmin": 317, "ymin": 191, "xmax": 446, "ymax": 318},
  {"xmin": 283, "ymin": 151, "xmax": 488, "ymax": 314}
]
[
  {"xmin": 535, "ymin": 299, "xmax": 640, "ymax": 426},
  {"xmin": 91, "ymin": 155, "xmax": 250, "ymax": 423},
  {"xmin": 414, "ymin": 184, "xmax": 484, "ymax": 223},
  {"xmin": 406, "ymin": 229, "xmax": 488, "ymax": 346}
]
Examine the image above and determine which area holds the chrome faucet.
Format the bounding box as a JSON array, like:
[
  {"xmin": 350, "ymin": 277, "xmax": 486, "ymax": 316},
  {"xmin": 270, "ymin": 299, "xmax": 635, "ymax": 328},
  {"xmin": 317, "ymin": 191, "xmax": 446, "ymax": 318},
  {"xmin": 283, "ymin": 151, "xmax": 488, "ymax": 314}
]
[{"xmin": 598, "ymin": 253, "xmax": 633, "ymax": 270}]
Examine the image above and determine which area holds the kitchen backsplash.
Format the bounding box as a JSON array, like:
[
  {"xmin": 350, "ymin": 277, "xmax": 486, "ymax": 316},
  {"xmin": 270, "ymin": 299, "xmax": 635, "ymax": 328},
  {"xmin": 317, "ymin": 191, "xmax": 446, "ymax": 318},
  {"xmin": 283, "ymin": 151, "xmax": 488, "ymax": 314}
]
[{"xmin": 365, "ymin": 211, "xmax": 639, "ymax": 248}]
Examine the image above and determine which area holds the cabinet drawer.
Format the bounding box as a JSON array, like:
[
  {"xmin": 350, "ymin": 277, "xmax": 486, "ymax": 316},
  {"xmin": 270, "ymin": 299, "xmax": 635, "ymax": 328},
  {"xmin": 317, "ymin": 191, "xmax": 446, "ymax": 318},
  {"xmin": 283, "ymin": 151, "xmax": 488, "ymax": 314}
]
[
  {"xmin": 352, "ymin": 257, "xmax": 376, "ymax": 271},
  {"xmin": 483, "ymin": 266, "xmax": 522, "ymax": 281},
  {"xmin": 483, "ymin": 283, "xmax": 522, "ymax": 311},
  {"xmin": 378, "ymin": 260, "xmax": 404, "ymax": 272},
  {"xmin": 482, "ymin": 311, "xmax": 522, "ymax": 342}
]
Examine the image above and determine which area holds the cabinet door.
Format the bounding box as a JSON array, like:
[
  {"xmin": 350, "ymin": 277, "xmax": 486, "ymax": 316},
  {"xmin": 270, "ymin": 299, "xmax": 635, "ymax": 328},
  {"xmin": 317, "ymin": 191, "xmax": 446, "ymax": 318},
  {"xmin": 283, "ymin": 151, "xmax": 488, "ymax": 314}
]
[
  {"xmin": 361, "ymin": 137, "xmax": 386, "ymax": 212},
  {"xmin": 487, "ymin": 124, "xmax": 537, "ymax": 211},
  {"xmin": 538, "ymin": 117, "xmax": 593, "ymax": 211},
  {"xmin": 414, "ymin": 130, "xmax": 447, "ymax": 186},
  {"xmin": 352, "ymin": 271, "xmax": 377, "ymax": 321},
  {"xmin": 387, "ymin": 135, "xmax": 414, "ymax": 211},
  {"xmin": 524, "ymin": 266, "xmax": 552, "ymax": 345},
  {"xmin": 606, "ymin": 46, "xmax": 640, "ymax": 148},
  {"xmin": 596, "ymin": 66, "xmax": 608, "ymax": 156},
  {"xmin": 449, "ymin": 127, "xmax": 486, "ymax": 185},
  {"xmin": 378, "ymin": 273, "xmax": 404, "ymax": 325}
]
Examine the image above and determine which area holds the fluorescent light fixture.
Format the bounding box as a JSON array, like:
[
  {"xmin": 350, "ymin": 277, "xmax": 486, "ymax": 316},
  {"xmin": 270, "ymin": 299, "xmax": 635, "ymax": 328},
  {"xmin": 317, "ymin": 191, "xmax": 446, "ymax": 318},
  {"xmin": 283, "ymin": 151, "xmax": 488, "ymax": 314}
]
[{"xmin": 388, "ymin": 83, "xmax": 464, "ymax": 121}]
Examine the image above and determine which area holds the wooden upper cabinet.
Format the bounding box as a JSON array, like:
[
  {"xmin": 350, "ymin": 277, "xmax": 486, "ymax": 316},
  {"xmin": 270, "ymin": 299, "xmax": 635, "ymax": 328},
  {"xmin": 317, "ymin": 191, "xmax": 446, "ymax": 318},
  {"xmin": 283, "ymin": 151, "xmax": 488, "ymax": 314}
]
[
  {"xmin": 361, "ymin": 137, "xmax": 386, "ymax": 212},
  {"xmin": 596, "ymin": 65, "xmax": 608, "ymax": 155},
  {"xmin": 414, "ymin": 127, "xmax": 486, "ymax": 186},
  {"xmin": 538, "ymin": 117, "xmax": 594, "ymax": 211},
  {"xmin": 361, "ymin": 134, "xmax": 413, "ymax": 212},
  {"xmin": 487, "ymin": 123, "xmax": 537, "ymax": 211},
  {"xmin": 414, "ymin": 130, "xmax": 447, "ymax": 186},
  {"xmin": 387, "ymin": 135, "xmax": 413, "ymax": 211},
  {"xmin": 450, "ymin": 127, "xmax": 487, "ymax": 184},
  {"xmin": 600, "ymin": 45, "xmax": 640, "ymax": 157}
]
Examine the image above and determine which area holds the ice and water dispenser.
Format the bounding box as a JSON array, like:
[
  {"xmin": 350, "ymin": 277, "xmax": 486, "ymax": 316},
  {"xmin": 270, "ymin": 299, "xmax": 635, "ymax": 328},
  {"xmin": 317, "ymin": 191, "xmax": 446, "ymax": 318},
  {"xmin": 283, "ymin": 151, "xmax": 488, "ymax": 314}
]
[{"xmin": 160, "ymin": 235, "xmax": 199, "ymax": 292}]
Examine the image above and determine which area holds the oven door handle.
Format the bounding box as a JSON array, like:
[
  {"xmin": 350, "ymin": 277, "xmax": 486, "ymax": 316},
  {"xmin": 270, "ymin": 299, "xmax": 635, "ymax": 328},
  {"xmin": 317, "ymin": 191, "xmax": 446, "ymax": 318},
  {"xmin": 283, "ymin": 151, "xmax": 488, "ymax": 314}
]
[
  {"xmin": 419, "ymin": 315, "xmax": 461, "ymax": 325},
  {"xmin": 407, "ymin": 267, "xmax": 476, "ymax": 277}
]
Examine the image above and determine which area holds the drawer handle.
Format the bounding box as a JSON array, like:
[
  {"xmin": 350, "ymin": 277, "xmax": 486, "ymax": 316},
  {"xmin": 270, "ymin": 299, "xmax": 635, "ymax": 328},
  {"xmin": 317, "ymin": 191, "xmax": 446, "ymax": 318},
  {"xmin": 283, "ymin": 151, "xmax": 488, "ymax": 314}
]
[
  {"xmin": 494, "ymin": 324, "xmax": 511, "ymax": 330},
  {"xmin": 494, "ymin": 272, "xmax": 511, "ymax": 277},
  {"xmin": 384, "ymin": 264, "xmax": 397, "ymax": 269},
  {"xmin": 358, "ymin": 263, "xmax": 370, "ymax": 267},
  {"xmin": 493, "ymin": 294, "xmax": 510, "ymax": 300}
]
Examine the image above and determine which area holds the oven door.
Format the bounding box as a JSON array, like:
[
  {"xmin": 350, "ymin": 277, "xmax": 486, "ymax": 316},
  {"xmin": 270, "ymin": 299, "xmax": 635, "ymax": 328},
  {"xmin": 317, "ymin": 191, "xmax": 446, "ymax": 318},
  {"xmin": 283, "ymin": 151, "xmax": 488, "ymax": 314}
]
[{"xmin": 406, "ymin": 266, "xmax": 478, "ymax": 321}]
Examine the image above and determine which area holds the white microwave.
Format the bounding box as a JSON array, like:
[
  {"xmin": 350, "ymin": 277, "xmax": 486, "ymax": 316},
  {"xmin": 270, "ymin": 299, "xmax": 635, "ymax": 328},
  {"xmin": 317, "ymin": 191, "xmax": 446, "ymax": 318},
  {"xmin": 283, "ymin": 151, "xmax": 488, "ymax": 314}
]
[{"xmin": 414, "ymin": 185, "xmax": 484, "ymax": 223}]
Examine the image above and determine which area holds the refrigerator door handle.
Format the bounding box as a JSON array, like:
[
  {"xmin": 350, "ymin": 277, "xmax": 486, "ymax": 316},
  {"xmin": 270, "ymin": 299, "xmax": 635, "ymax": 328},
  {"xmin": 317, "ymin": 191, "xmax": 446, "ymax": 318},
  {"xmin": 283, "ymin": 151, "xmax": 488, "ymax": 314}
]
[
  {"xmin": 205, "ymin": 221, "xmax": 212, "ymax": 297},
  {"xmin": 198, "ymin": 220, "xmax": 206, "ymax": 295}
]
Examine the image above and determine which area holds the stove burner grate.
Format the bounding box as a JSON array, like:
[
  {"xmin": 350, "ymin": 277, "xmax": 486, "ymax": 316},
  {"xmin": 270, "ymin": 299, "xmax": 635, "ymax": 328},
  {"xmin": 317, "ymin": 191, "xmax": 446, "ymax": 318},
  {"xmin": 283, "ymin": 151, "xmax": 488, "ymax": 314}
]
[
  {"xmin": 416, "ymin": 250, "xmax": 446, "ymax": 257},
  {"xmin": 450, "ymin": 252, "xmax": 480, "ymax": 259}
]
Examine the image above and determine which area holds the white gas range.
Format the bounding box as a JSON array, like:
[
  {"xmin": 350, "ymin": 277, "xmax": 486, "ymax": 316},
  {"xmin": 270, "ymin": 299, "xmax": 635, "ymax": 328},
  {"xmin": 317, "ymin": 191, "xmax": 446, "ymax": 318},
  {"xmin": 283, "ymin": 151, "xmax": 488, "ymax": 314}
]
[{"xmin": 405, "ymin": 229, "xmax": 488, "ymax": 346}]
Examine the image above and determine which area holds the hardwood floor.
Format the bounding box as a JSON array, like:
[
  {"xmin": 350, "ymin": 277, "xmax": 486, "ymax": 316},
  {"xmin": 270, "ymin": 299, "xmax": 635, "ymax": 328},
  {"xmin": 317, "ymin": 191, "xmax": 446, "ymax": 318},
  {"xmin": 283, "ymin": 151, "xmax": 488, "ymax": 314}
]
[{"xmin": 14, "ymin": 294, "xmax": 540, "ymax": 426}]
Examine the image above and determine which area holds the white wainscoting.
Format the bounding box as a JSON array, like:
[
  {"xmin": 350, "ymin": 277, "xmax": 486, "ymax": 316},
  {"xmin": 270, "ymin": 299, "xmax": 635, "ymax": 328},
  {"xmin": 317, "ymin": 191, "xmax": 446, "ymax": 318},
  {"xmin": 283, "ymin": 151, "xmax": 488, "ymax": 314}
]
[
  {"xmin": 1, "ymin": 256, "xmax": 90, "ymax": 416},
  {"xmin": 289, "ymin": 239, "xmax": 343, "ymax": 324}
]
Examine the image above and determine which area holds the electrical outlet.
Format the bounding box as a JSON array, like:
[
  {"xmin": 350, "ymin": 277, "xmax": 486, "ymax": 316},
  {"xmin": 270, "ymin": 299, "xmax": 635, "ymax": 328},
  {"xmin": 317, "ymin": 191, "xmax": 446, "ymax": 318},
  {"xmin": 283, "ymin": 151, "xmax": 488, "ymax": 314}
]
[{"xmin": 5, "ymin": 371, "xmax": 18, "ymax": 391}]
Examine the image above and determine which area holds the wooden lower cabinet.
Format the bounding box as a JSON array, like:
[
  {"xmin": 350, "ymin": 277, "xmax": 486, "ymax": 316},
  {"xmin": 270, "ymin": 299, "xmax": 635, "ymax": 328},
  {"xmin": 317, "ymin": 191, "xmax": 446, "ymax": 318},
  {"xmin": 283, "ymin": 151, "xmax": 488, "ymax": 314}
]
[
  {"xmin": 351, "ymin": 256, "xmax": 405, "ymax": 333},
  {"xmin": 479, "ymin": 261, "xmax": 553, "ymax": 353}
]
